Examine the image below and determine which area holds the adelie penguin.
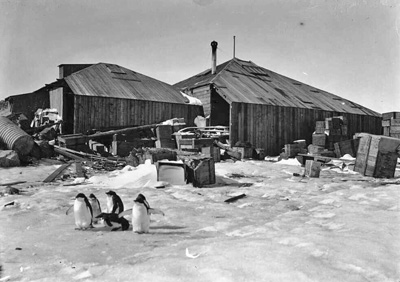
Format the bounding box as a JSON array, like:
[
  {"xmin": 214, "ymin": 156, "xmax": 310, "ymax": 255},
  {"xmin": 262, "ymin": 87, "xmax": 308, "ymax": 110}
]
[
  {"xmin": 73, "ymin": 193, "xmax": 93, "ymax": 230},
  {"xmin": 120, "ymin": 193, "xmax": 164, "ymax": 234},
  {"xmin": 88, "ymin": 193, "xmax": 102, "ymax": 224},
  {"xmin": 105, "ymin": 190, "xmax": 124, "ymax": 214},
  {"xmin": 95, "ymin": 212, "xmax": 129, "ymax": 231}
]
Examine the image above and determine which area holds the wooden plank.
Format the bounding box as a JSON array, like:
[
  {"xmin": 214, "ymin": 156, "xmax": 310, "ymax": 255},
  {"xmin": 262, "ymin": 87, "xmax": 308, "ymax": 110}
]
[
  {"xmin": 354, "ymin": 135, "xmax": 372, "ymax": 175},
  {"xmin": 43, "ymin": 163, "xmax": 70, "ymax": 182},
  {"xmin": 365, "ymin": 135, "xmax": 380, "ymax": 177},
  {"xmin": 75, "ymin": 161, "xmax": 85, "ymax": 178},
  {"xmin": 0, "ymin": 181, "xmax": 27, "ymax": 186}
]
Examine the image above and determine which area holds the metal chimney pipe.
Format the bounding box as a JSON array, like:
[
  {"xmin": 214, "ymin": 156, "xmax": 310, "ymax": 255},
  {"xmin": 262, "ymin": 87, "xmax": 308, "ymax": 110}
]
[{"xmin": 211, "ymin": 41, "xmax": 218, "ymax": 74}]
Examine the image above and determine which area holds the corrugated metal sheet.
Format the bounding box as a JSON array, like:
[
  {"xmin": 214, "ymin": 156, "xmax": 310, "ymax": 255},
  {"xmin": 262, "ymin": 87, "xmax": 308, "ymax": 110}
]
[
  {"xmin": 174, "ymin": 58, "xmax": 380, "ymax": 117},
  {"xmin": 65, "ymin": 63, "xmax": 189, "ymax": 104}
]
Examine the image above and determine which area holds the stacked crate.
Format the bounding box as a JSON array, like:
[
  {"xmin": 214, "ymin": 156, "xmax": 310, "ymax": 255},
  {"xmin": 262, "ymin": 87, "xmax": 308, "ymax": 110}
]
[
  {"xmin": 312, "ymin": 117, "xmax": 349, "ymax": 151},
  {"xmin": 354, "ymin": 133, "xmax": 400, "ymax": 178},
  {"xmin": 382, "ymin": 112, "xmax": 400, "ymax": 138},
  {"xmin": 155, "ymin": 125, "xmax": 176, "ymax": 149}
]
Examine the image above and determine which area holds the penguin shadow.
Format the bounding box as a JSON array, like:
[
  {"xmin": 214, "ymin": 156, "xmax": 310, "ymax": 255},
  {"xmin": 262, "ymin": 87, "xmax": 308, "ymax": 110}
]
[{"xmin": 149, "ymin": 225, "xmax": 189, "ymax": 235}]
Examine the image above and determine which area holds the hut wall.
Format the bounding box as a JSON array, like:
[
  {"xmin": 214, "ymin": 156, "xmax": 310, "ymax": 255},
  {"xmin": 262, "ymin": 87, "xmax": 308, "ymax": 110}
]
[
  {"xmin": 230, "ymin": 102, "xmax": 382, "ymax": 155},
  {"xmin": 188, "ymin": 85, "xmax": 211, "ymax": 117},
  {"xmin": 73, "ymin": 95, "xmax": 204, "ymax": 134},
  {"xmin": 6, "ymin": 89, "xmax": 50, "ymax": 122}
]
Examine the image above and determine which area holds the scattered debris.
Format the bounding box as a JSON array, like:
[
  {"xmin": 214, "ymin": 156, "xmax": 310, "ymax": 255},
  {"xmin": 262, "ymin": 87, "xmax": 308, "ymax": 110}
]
[
  {"xmin": 224, "ymin": 193, "xmax": 246, "ymax": 203},
  {"xmin": 43, "ymin": 163, "xmax": 71, "ymax": 182}
]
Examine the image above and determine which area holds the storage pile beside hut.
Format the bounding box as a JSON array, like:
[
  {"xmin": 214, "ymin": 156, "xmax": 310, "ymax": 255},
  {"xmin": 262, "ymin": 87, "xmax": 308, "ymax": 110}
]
[{"xmin": 0, "ymin": 43, "xmax": 399, "ymax": 185}]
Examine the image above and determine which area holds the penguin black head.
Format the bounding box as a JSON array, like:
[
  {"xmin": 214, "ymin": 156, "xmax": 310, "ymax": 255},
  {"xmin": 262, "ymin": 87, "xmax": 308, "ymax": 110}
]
[
  {"xmin": 134, "ymin": 193, "xmax": 150, "ymax": 210},
  {"xmin": 89, "ymin": 193, "xmax": 97, "ymax": 199},
  {"xmin": 106, "ymin": 190, "xmax": 116, "ymax": 196},
  {"xmin": 76, "ymin": 193, "xmax": 87, "ymax": 199}
]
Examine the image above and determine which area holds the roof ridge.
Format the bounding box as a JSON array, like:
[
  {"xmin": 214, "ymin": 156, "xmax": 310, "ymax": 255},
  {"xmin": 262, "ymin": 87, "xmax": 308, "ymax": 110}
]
[{"xmin": 209, "ymin": 58, "xmax": 238, "ymax": 84}]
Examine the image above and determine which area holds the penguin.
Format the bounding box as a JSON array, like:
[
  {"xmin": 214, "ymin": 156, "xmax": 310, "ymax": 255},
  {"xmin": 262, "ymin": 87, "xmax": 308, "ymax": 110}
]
[
  {"xmin": 131, "ymin": 194, "xmax": 151, "ymax": 233},
  {"xmin": 105, "ymin": 190, "xmax": 124, "ymax": 214},
  {"xmin": 88, "ymin": 193, "xmax": 102, "ymax": 224},
  {"xmin": 95, "ymin": 213, "xmax": 129, "ymax": 231},
  {"xmin": 73, "ymin": 193, "xmax": 93, "ymax": 230},
  {"xmin": 119, "ymin": 194, "xmax": 164, "ymax": 234}
]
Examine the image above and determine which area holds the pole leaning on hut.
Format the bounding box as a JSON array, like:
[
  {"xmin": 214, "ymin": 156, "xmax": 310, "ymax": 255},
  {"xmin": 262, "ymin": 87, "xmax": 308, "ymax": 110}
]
[{"xmin": 211, "ymin": 41, "xmax": 218, "ymax": 75}]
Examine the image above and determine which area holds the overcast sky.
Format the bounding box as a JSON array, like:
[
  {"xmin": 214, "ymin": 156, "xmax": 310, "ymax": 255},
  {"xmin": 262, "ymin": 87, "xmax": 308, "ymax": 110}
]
[{"xmin": 1, "ymin": 0, "xmax": 399, "ymax": 114}]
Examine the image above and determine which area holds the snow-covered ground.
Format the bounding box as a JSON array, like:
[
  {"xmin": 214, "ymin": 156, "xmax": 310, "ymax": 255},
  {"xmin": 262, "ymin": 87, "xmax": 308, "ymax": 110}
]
[{"xmin": 0, "ymin": 158, "xmax": 399, "ymax": 281}]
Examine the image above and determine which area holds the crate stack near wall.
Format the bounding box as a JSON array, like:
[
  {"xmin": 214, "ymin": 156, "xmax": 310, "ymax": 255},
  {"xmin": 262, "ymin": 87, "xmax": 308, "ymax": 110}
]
[
  {"xmin": 354, "ymin": 133, "xmax": 400, "ymax": 178},
  {"xmin": 382, "ymin": 112, "xmax": 400, "ymax": 139},
  {"xmin": 312, "ymin": 117, "xmax": 349, "ymax": 151}
]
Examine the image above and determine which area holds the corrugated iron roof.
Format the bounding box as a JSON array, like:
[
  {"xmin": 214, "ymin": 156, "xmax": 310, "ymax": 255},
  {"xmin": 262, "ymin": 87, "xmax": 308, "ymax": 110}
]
[
  {"xmin": 174, "ymin": 58, "xmax": 380, "ymax": 117},
  {"xmin": 64, "ymin": 63, "xmax": 189, "ymax": 104}
]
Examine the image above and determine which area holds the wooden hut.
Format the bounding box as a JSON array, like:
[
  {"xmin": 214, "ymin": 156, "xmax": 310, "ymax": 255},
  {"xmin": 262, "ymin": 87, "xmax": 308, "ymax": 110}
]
[
  {"xmin": 43, "ymin": 63, "xmax": 204, "ymax": 134},
  {"xmin": 174, "ymin": 42, "xmax": 382, "ymax": 155}
]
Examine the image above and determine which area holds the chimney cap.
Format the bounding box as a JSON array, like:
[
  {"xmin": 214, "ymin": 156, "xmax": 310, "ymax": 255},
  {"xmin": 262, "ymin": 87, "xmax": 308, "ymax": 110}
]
[{"xmin": 211, "ymin": 41, "xmax": 218, "ymax": 47}]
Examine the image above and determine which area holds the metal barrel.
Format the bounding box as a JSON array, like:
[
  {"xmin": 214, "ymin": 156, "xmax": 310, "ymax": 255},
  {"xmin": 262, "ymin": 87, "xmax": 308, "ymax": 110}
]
[{"xmin": 0, "ymin": 116, "xmax": 34, "ymax": 156}]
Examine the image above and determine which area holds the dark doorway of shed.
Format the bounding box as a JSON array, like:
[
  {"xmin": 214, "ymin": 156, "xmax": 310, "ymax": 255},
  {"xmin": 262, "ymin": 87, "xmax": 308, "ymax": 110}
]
[{"xmin": 210, "ymin": 91, "xmax": 230, "ymax": 126}]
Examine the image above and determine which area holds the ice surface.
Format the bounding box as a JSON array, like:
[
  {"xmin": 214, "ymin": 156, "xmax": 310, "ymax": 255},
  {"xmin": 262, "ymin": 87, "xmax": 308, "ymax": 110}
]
[{"xmin": 0, "ymin": 159, "xmax": 399, "ymax": 281}]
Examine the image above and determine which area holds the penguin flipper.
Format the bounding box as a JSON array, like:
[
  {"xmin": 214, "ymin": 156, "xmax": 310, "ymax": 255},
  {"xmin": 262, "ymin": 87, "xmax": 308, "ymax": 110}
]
[
  {"xmin": 111, "ymin": 227, "xmax": 121, "ymax": 231},
  {"xmin": 118, "ymin": 209, "xmax": 132, "ymax": 218},
  {"xmin": 105, "ymin": 219, "xmax": 113, "ymax": 227},
  {"xmin": 120, "ymin": 218, "xmax": 130, "ymax": 231},
  {"xmin": 66, "ymin": 205, "xmax": 73, "ymax": 215},
  {"xmin": 149, "ymin": 208, "xmax": 165, "ymax": 216}
]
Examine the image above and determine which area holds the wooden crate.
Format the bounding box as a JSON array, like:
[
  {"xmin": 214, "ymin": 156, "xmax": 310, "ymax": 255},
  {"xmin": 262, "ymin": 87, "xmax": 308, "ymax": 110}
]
[
  {"xmin": 382, "ymin": 112, "xmax": 400, "ymax": 120},
  {"xmin": 179, "ymin": 138, "xmax": 214, "ymax": 151},
  {"xmin": 354, "ymin": 134, "xmax": 400, "ymax": 178},
  {"xmin": 58, "ymin": 134, "xmax": 87, "ymax": 147},
  {"xmin": 390, "ymin": 126, "xmax": 400, "ymax": 134},
  {"xmin": 201, "ymin": 145, "xmax": 221, "ymax": 162},
  {"xmin": 111, "ymin": 139, "xmax": 155, "ymax": 156},
  {"xmin": 305, "ymin": 160, "xmax": 321, "ymax": 178},
  {"xmin": 232, "ymin": 146, "xmax": 254, "ymax": 159},
  {"xmin": 334, "ymin": 138, "xmax": 360, "ymax": 158},
  {"xmin": 185, "ymin": 157, "xmax": 215, "ymax": 187},
  {"xmin": 382, "ymin": 120, "xmax": 390, "ymax": 127},
  {"xmin": 312, "ymin": 134, "xmax": 326, "ymax": 147},
  {"xmin": 284, "ymin": 144, "xmax": 301, "ymax": 158},
  {"xmin": 315, "ymin": 121, "xmax": 325, "ymax": 129},
  {"xmin": 155, "ymin": 125, "xmax": 172, "ymax": 139},
  {"xmin": 156, "ymin": 138, "xmax": 176, "ymax": 149}
]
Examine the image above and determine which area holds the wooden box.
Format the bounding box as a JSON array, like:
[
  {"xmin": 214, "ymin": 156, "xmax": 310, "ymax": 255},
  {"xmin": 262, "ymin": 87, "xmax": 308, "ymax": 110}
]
[
  {"xmin": 333, "ymin": 138, "xmax": 360, "ymax": 158},
  {"xmin": 331, "ymin": 117, "xmax": 342, "ymax": 129},
  {"xmin": 312, "ymin": 133, "xmax": 326, "ymax": 147},
  {"xmin": 341, "ymin": 125, "xmax": 348, "ymax": 136},
  {"xmin": 305, "ymin": 160, "xmax": 321, "ymax": 178},
  {"xmin": 156, "ymin": 138, "xmax": 176, "ymax": 149},
  {"xmin": 179, "ymin": 138, "xmax": 214, "ymax": 151},
  {"xmin": 111, "ymin": 139, "xmax": 155, "ymax": 156},
  {"xmin": 354, "ymin": 134, "xmax": 400, "ymax": 178},
  {"xmin": 284, "ymin": 144, "xmax": 301, "ymax": 158},
  {"xmin": 382, "ymin": 112, "xmax": 400, "ymax": 120},
  {"xmin": 390, "ymin": 126, "xmax": 400, "ymax": 134},
  {"xmin": 383, "ymin": 127, "xmax": 390, "ymax": 136},
  {"xmin": 201, "ymin": 145, "xmax": 220, "ymax": 162},
  {"xmin": 155, "ymin": 125, "xmax": 172, "ymax": 139},
  {"xmin": 382, "ymin": 120, "xmax": 390, "ymax": 127},
  {"xmin": 185, "ymin": 157, "xmax": 215, "ymax": 188},
  {"xmin": 232, "ymin": 146, "xmax": 254, "ymax": 159},
  {"xmin": 315, "ymin": 121, "xmax": 325, "ymax": 129}
]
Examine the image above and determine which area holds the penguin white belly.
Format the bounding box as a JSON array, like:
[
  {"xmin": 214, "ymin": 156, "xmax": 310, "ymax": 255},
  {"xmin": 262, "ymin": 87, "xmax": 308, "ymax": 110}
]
[
  {"xmin": 106, "ymin": 197, "xmax": 113, "ymax": 213},
  {"xmin": 74, "ymin": 201, "xmax": 92, "ymax": 229},
  {"xmin": 131, "ymin": 203, "xmax": 150, "ymax": 233}
]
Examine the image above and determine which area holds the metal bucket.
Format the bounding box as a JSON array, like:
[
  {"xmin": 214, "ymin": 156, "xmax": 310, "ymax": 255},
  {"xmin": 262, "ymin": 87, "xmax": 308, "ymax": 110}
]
[{"xmin": 0, "ymin": 116, "xmax": 34, "ymax": 156}]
